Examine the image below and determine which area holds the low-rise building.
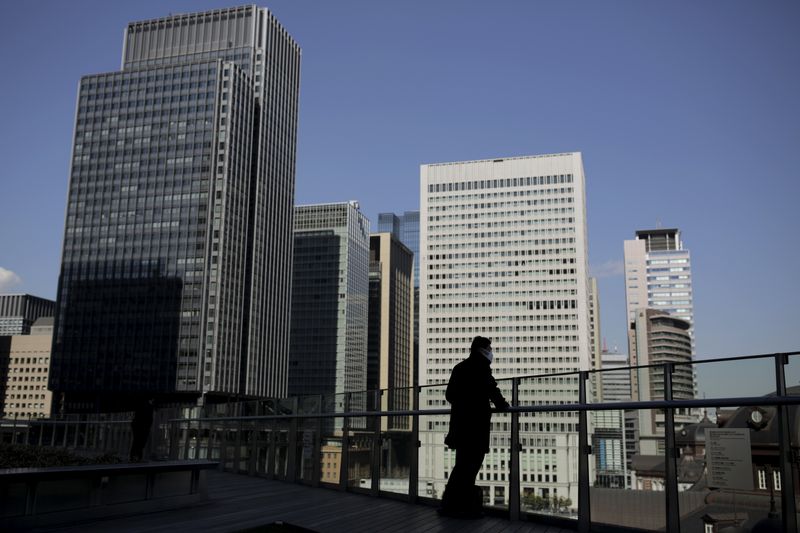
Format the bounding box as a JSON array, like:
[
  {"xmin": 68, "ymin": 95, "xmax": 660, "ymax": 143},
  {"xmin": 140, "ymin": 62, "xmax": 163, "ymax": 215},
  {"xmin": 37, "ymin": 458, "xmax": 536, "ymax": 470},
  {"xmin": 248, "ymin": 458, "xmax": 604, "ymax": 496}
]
[{"xmin": 0, "ymin": 317, "xmax": 54, "ymax": 418}]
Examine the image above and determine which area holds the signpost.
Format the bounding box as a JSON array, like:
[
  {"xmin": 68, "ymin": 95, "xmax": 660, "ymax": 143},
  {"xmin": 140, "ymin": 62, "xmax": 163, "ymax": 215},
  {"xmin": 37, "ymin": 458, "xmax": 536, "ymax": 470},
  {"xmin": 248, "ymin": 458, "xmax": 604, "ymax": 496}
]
[{"xmin": 706, "ymin": 428, "xmax": 753, "ymax": 490}]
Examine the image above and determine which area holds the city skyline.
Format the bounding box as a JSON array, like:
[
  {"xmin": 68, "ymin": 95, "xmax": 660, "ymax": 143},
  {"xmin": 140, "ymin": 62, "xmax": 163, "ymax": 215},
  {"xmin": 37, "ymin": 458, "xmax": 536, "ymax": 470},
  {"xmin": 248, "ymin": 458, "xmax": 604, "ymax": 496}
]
[{"xmin": 1, "ymin": 0, "xmax": 799, "ymax": 371}]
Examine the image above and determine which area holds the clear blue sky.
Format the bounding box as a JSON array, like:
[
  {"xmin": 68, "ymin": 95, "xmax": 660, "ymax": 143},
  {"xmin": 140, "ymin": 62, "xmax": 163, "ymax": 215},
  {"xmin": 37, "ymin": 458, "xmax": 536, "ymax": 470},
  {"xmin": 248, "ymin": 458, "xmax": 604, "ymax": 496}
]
[{"xmin": 1, "ymin": 1, "xmax": 798, "ymax": 392}]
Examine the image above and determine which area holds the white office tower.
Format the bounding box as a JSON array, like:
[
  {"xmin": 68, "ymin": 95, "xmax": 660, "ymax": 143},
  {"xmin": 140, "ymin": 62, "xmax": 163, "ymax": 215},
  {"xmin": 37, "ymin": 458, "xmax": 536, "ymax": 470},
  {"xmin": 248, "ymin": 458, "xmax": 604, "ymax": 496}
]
[
  {"xmin": 420, "ymin": 153, "xmax": 592, "ymax": 510},
  {"xmin": 623, "ymin": 228, "xmax": 697, "ymax": 453},
  {"xmin": 623, "ymin": 229, "xmax": 693, "ymax": 341}
]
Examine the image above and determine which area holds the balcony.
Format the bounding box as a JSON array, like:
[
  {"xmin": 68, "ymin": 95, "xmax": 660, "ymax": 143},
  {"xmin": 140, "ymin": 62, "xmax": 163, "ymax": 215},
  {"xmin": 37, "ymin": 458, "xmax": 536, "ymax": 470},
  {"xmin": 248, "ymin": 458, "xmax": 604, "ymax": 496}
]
[{"xmin": 2, "ymin": 351, "xmax": 799, "ymax": 532}]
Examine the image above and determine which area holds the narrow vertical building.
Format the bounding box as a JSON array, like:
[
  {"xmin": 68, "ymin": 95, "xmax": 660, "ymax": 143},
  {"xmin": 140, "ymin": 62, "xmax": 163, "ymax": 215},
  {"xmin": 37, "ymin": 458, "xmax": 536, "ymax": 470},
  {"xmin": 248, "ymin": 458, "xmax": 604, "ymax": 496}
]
[
  {"xmin": 51, "ymin": 6, "xmax": 301, "ymax": 412},
  {"xmin": 289, "ymin": 202, "xmax": 370, "ymax": 402},
  {"xmin": 594, "ymin": 348, "xmax": 631, "ymax": 488},
  {"xmin": 588, "ymin": 277, "xmax": 602, "ymax": 400},
  {"xmin": 420, "ymin": 153, "xmax": 592, "ymax": 508},
  {"xmin": 377, "ymin": 210, "xmax": 420, "ymax": 386},
  {"xmin": 367, "ymin": 232, "xmax": 414, "ymax": 430}
]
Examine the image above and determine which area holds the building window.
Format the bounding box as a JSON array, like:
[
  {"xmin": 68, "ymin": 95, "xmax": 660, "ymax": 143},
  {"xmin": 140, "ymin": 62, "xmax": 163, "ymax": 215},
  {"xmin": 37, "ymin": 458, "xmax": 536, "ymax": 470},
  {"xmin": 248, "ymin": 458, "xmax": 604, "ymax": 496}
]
[
  {"xmin": 758, "ymin": 469, "xmax": 767, "ymax": 490},
  {"xmin": 704, "ymin": 524, "xmax": 714, "ymax": 533},
  {"xmin": 774, "ymin": 471, "xmax": 781, "ymax": 492}
]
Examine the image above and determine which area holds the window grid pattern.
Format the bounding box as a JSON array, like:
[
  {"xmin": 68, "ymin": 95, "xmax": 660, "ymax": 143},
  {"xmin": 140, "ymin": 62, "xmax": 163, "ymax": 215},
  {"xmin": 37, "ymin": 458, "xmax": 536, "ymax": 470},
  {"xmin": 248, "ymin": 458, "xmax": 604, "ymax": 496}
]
[{"xmin": 419, "ymin": 153, "xmax": 591, "ymax": 507}]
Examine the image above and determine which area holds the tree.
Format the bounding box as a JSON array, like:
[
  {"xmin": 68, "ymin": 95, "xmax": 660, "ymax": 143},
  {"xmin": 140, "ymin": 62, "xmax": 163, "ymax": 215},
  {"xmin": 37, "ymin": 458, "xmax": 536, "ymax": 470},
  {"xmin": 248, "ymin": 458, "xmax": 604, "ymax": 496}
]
[{"xmin": 522, "ymin": 493, "xmax": 551, "ymax": 511}]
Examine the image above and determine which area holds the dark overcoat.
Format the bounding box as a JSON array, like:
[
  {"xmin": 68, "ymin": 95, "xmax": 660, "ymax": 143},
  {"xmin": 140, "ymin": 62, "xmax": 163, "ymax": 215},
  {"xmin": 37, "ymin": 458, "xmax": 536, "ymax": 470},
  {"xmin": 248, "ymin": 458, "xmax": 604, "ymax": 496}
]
[{"xmin": 444, "ymin": 353, "xmax": 508, "ymax": 453}]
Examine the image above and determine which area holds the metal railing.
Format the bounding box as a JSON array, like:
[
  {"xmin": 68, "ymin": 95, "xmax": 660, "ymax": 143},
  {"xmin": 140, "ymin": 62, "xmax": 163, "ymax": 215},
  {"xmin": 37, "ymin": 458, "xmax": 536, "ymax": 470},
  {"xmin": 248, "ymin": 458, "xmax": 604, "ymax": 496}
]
[{"xmin": 2, "ymin": 351, "xmax": 799, "ymax": 532}]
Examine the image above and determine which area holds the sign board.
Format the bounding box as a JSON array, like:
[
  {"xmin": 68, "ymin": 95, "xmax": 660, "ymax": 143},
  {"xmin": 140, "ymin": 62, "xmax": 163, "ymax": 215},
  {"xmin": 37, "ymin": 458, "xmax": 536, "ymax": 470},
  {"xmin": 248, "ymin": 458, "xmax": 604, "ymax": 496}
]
[{"xmin": 706, "ymin": 428, "xmax": 753, "ymax": 490}]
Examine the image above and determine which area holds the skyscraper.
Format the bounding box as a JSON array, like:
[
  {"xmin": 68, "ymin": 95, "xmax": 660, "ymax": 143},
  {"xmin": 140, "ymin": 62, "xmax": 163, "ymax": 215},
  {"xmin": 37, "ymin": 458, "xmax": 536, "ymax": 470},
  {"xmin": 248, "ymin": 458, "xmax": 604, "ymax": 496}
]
[
  {"xmin": 623, "ymin": 229, "xmax": 693, "ymax": 333},
  {"xmin": 377, "ymin": 210, "xmax": 420, "ymax": 386},
  {"xmin": 288, "ymin": 202, "xmax": 370, "ymax": 401},
  {"xmin": 623, "ymin": 228, "xmax": 696, "ymax": 455},
  {"xmin": 50, "ymin": 6, "xmax": 301, "ymax": 412},
  {"xmin": 420, "ymin": 153, "xmax": 592, "ymax": 507},
  {"xmin": 629, "ymin": 309, "xmax": 694, "ymax": 455},
  {"xmin": 367, "ymin": 232, "xmax": 414, "ymax": 430},
  {"xmin": 377, "ymin": 211, "xmax": 420, "ymax": 288}
]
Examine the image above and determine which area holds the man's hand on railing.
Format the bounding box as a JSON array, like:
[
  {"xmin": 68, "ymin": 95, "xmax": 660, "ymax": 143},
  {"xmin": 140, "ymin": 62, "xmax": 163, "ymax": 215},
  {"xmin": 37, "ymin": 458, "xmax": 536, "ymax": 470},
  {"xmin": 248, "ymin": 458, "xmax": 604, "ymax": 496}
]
[{"xmin": 495, "ymin": 400, "xmax": 511, "ymax": 412}]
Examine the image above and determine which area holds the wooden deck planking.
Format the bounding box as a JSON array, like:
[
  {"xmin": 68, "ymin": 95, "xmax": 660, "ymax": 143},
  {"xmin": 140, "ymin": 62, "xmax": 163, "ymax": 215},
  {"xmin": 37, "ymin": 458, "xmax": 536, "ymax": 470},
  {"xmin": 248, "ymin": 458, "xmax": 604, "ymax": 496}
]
[{"xmin": 33, "ymin": 471, "xmax": 572, "ymax": 533}]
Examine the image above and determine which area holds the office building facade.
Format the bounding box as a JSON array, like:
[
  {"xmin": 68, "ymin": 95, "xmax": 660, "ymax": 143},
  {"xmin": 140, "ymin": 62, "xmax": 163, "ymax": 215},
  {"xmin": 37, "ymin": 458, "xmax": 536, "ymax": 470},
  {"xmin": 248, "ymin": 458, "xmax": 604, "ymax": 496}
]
[
  {"xmin": 624, "ymin": 228, "xmax": 696, "ymax": 458},
  {"xmin": 377, "ymin": 211, "xmax": 420, "ymax": 288},
  {"xmin": 420, "ymin": 153, "xmax": 592, "ymax": 508},
  {"xmin": 629, "ymin": 309, "xmax": 695, "ymax": 456},
  {"xmin": 367, "ymin": 232, "xmax": 414, "ymax": 430},
  {"xmin": 593, "ymin": 349, "xmax": 632, "ymax": 488},
  {"xmin": 0, "ymin": 317, "xmax": 54, "ymax": 419},
  {"xmin": 587, "ymin": 277, "xmax": 602, "ymax": 401},
  {"xmin": 600, "ymin": 350, "xmax": 632, "ymax": 403},
  {"xmin": 0, "ymin": 295, "xmax": 55, "ymax": 336},
  {"xmin": 289, "ymin": 202, "xmax": 370, "ymax": 400},
  {"xmin": 51, "ymin": 6, "xmax": 301, "ymax": 411},
  {"xmin": 377, "ymin": 211, "xmax": 420, "ymax": 386},
  {"xmin": 623, "ymin": 228, "xmax": 693, "ymax": 336}
]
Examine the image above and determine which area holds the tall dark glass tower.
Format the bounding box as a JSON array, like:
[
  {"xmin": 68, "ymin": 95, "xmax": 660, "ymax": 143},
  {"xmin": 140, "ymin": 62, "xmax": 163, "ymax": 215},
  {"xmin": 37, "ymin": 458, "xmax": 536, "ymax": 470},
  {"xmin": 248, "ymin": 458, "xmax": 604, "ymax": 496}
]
[
  {"xmin": 288, "ymin": 202, "xmax": 370, "ymax": 401},
  {"xmin": 50, "ymin": 6, "xmax": 301, "ymax": 412}
]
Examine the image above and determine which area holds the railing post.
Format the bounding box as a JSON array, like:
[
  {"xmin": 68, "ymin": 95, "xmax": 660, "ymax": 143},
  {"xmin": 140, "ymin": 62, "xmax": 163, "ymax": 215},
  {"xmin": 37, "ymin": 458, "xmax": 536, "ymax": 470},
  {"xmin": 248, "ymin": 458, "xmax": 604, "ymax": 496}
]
[
  {"xmin": 578, "ymin": 371, "xmax": 591, "ymax": 533},
  {"xmin": 248, "ymin": 418, "xmax": 258, "ymax": 476},
  {"xmin": 234, "ymin": 419, "xmax": 244, "ymax": 472},
  {"xmin": 339, "ymin": 393, "xmax": 350, "ymax": 491},
  {"xmin": 182, "ymin": 419, "xmax": 192, "ymax": 462},
  {"xmin": 287, "ymin": 397, "xmax": 299, "ymax": 482},
  {"xmin": 409, "ymin": 386, "xmax": 420, "ymax": 503},
  {"xmin": 266, "ymin": 419, "xmax": 277, "ymax": 478},
  {"xmin": 81, "ymin": 418, "xmax": 89, "ymax": 449},
  {"xmin": 73, "ymin": 416, "xmax": 80, "ymax": 448},
  {"xmin": 10, "ymin": 413, "xmax": 18, "ymax": 445},
  {"xmin": 312, "ymin": 395, "xmax": 323, "ymax": 487},
  {"xmin": 169, "ymin": 420, "xmax": 179, "ymax": 460},
  {"xmin": 663, "ymin": 362, "xmax": 681, "ymax": 533},
  {"xmin": 509, "ymin": 377, "xmax": 520, "ymax": 521},
  {"xmin": 775, "ymin": 353, "xmax": 798, "ymax": 533},
  {"xmin": 371, "ymin": 389, "xmax": 382, "ymax": 497}
]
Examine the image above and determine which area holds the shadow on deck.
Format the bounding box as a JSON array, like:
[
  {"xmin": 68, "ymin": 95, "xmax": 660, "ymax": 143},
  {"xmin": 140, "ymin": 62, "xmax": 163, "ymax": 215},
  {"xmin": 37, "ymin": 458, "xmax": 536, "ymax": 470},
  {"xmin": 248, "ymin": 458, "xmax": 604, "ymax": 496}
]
[{"xmin": 31, "ymin": 470, "xmax": 571, "ymax": 533}]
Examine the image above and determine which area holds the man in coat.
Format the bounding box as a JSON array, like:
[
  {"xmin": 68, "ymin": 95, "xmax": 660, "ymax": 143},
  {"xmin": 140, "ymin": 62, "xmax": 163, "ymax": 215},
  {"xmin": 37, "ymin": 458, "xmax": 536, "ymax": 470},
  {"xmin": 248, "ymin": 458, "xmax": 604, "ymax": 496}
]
[{"xmin": 439, "ymin": 336, "xmax": 510, "ymax": 518}]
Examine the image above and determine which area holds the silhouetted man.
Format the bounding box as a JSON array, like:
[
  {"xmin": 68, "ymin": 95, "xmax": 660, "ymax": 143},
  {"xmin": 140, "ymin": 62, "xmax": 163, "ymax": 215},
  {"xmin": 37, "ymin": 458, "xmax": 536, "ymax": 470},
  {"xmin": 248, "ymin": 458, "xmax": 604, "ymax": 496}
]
[{"xmin": 439, "ymin": 336, "xmax": 509, "ymax": 518}]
